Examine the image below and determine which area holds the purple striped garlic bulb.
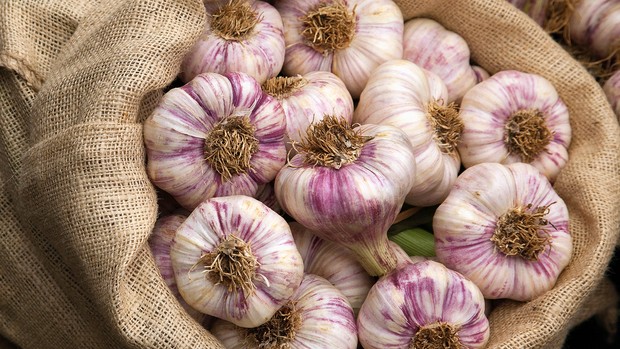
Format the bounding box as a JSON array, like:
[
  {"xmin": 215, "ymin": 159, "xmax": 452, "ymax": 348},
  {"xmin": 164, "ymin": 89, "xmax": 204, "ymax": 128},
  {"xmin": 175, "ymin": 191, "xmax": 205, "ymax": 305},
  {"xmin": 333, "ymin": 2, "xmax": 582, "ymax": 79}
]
[
  {"xmin": 180, "ymin": 0, "xmax": 285, "ymax": 84},
  {"xmin": 262, "ymin": 71, "xmax": 354, "ymax": 155},
  {"xmin": 210, "ymin": 273, "xmax": 358, "ymax": 348},
  {"xmin": 290, "ymin": 222, "xmax": 374, "ymax": 315},
  {"xmin": 403, "ymin": 18, "xmax": 478, "ymax": 102},
  {"xmin": 354, "ymin": 59, "xmax": 462, "ymax": 207},
  {"xmin": 254, "ymin": 182, "xmax": 281, "ymax": 214},
  {"xmin": 433, "ymin": 162, "xmax": 572, "ymax": 301},
  {"xmin": 604, "ymin": 70, "xmax": 620, "ymax": 118},
  {"xmin": 358, "ymin": 260, "xmax": 490, "ymax": 349},
  {"xmin": 458, "ymin": 70, "xmax": 571, "ymax": 181},
  {"xmin": 568, "ymin": 0, "xmax": 620, "ymax": 60},
  {"xmin": 274, "ymin": 116, "xmax": 416, "ymax": 276},
  {"xmin": 149, "ymin": 213, "xmax": 206, "ymax": 323},
  {"xmin": 143, "ymin": 72, "xmax": 286, "ymax": 211},
  {"xmin": 170, "ymin": 195, "xmax": 304, "ymax": 328},
  {"xmin": 274, "ymin": 0, "xmax": 403, "ymax": 99}
]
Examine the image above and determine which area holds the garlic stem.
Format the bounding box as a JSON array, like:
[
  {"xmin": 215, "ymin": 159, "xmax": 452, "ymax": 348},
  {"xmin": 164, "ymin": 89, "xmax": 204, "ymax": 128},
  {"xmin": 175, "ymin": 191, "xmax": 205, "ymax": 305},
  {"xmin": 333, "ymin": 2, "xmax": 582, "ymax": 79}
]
[
  {"xmin": 352, "ymin": 238, "xmax": 398, "ymax": 276},
  {"xmin": 389, "ymin": 228, "xmax": 436, "ymax": 257},
  {"xmin": 393, "ymin": 206, "xmax": 422, "ymax": 225}
]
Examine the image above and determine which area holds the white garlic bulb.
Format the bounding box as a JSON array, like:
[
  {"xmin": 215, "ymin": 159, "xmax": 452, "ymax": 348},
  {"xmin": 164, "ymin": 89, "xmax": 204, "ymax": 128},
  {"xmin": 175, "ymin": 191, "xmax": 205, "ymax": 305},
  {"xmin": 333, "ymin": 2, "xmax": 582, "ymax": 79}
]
[
  {"xmin": 181, "ymin": 0, "xmax": 285, "ymax": 84},
  {"xmin": 358, "ymin": 260, "xmax": 490, "ymax": 349},
  {"xmin": 403, "ymin": 18, "xmax": 478, "ymax": 102},
  {"xmin": 433, "ymin": 162, "xmax": 573, "ymax": 301},
  {"xmin": 458, "ymin": 70, "xmax": 571, "ymax": 181},
  {"xmin": 354, "ymin": 59, "xmax": 461, "ymax": 207},
  {"xmin": 171, "ymin": 195, "xmax": 304, "ymax": 328},
  {"xmin": 274, "ymin": 0, "xmax": 404, "ymax": 98},
  {"xmin": 144, "ymin": 72, "xmax": 286, "ymax": 210},
  {"xmin": 210, "ymin": 274, "xmax": 358, "ymax": 348}
]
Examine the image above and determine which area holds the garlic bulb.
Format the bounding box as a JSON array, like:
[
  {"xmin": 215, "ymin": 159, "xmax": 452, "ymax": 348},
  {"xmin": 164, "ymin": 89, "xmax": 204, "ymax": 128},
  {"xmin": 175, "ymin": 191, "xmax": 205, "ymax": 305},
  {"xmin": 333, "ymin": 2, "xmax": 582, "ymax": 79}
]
[
  {"xmin": 275, "ymin": 116, "xmax": 416, "ymax": 276},
  {"xmin": 604, "ymin": 70, "xmax": 620, "ymax": 117},
  {"xmin": 144, "ymin": 72, "xmax": 286, "ymax": 210},
  {"xmin": 211, "ymin": 273, "xmax": 358, "ymax": 348},
  {"xmin": 149, "ymin": 213, "xmax": 206, "ymax": 322},
  {"xmin": 433, "ymin": 162, "xmax": 572, "ymax": 301},
  {"xmin": 289, "ymin": 222, "xmax": 374, "ymax": 314},
  {"xmin": 358, "ymin": 260, "xmax": 490, "ymax": 349},
  {"xmin": 354, "ymin": 59, "xmax": 461, "ymax": 207},
  {"xmin": 458, "ymin": 70, "xmax": 571, "ymax": 181},
  {"xmin": 262, "ymin": 71, "xmax": 354, "ymax": 155},
  {"xmin": 180, "ymin": 0, "xmax": 285, "ymax": 84},
  {"xmin": 472, "ymin": 65, "xmax": 490, "ymax": 83},
  {"xmin": 568, "ymin": 0, "xmax": 620, "ymax": 59},
  {"xmin": 171, "ymin": 195, "xmax": 304, "ymax": 328},
  {"xmin": 274, "ymin": 0, "xmax": 403, "ymax": 98},
  {"xmin": 254, "ymin": 182, "xmax": 282, "ymax": 214},
  {"xmin": 403, "ymin": 18, "xmax": 478, "ymax": 102}
]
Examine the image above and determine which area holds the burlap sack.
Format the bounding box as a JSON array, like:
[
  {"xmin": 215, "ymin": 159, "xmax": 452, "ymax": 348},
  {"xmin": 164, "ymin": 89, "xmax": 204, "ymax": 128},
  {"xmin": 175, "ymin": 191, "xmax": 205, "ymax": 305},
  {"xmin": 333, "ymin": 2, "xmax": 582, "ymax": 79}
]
[{"xmin": 0, "ymin": 0, "xmax": 618, "ymax": 348}]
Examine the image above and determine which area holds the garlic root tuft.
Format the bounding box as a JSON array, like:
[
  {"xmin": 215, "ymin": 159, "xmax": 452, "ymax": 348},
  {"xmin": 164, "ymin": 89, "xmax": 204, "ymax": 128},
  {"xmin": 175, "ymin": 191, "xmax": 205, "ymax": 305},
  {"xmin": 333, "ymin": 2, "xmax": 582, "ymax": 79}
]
[
  {"xmin": 426, "ymin": 100, "xmax": 462, "ymax": 155},
  {"xmin": 211, "ymin": 0, "xmax": 261, "ymax": 41},
  {"xmin": 412, "ymin": 322, "xmax": 463, "ymax": 349},
  {"xmin": 262, "ymin": 75, "xmax": 309, "ymax": 99},
  {"xmin": 301, "ymin": 1, "xmax": 356, "ymax": 54},
  {"xmin": 243, "ymin": 301, "xmax": 302, "ymax": 348},
  {"xmin": 504, "ymin": 109, "xmax": 553, "ymax": 163}
]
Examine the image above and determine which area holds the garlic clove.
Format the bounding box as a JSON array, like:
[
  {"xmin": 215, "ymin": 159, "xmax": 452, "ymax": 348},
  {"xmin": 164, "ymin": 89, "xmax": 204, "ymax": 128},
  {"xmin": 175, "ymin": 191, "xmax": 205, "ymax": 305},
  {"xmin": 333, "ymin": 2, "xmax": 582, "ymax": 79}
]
[
  {"xmin": 211, "ymin": 274, "xmax": 358, "ymax": 348},
  {"xmin": 433, "ymin": 162, "xmax": 572, "ymax": 301},
  {"xmin": 458, "ymin": 70, "xmax": 571, "ymax": 181},
  {"xmin": 171, "ymin": 195, "xmax": 304, "ymax": 328},
  {"xmin": 357, "ymin": 260, "xmax": 490, "ymax": 349}
]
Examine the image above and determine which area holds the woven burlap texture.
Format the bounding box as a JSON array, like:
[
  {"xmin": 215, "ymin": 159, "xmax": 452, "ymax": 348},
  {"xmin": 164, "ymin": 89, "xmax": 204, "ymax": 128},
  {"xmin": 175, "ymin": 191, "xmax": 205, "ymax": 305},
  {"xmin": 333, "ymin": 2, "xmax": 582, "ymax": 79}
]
[{"xmin": 0, "ymin": 0, "xmax": 618, "ymax": 348}]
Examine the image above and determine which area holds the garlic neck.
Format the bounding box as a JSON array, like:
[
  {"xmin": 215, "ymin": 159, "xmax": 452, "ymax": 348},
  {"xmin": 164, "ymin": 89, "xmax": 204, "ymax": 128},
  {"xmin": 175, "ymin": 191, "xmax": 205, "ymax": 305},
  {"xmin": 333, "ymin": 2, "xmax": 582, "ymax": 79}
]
[
  {"xmin": 426, "ymin": 100, "xmax": 462, "ymax": 155},
  {"xmin": 298, "ymin": 115, "xmax": 367, "ymax": 169},
  {"xmin": 301, "ymin": 0, "xmax": 356, "ymax": 54},
  {"xmin": 491, "ymin": 204, "xmax": 552, "ymax": 261},
  {"xmin": 411, "ymin": 322, "xmax": 463, "ymax": 349},
  {"xmin": 211, "ymin": 0, "xmax": 259, "ymax": 41},
  {"xmin": 204, "ymin": 116, "xmax": 259, "ymax": 181},
  {"xmin": 504, "ymin": 109, "xmax": 552, "ymax": 163}
]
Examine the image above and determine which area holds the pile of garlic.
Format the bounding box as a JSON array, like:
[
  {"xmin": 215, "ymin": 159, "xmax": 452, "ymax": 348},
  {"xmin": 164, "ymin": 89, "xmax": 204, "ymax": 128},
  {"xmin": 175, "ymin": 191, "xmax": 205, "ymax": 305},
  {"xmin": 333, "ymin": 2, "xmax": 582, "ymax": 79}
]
[{"xmin": 145, "ymin": 1, "xmax": 573, "ymax": 348}]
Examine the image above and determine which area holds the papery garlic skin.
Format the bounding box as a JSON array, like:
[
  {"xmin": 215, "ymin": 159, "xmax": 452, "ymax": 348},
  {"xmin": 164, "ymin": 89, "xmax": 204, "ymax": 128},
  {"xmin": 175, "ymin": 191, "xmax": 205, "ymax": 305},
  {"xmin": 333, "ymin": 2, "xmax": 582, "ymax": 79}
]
[
  {"xmin": 433, "ymin": 162, "xmax": 572, "ymax": 301},
  {"xmin": 144, "ymin": 72, "xmax": 286, "ymax": 210},
  {"xmin": 171, "ymin": 195, "xmax": 304, "ymax": 328},
  {"xmin": 604, "ymin": 70, "xmax": 620, "ymax": 117},
  {"xmin": 275, "ymin": 122, "xmax": 416, "ymax": 276},
  {"xmin": 211, "ymin": 274, "xmax": 358, "ymax": 348},
  {"xmin": 290, "ymin": 222, "xmax": 374, "ymax": 314},
  {"xmin": 262, "ymin": 71, "xmax": 354, "ymax": 155},
  {"xmin": 149, "ymin": 213, "xmax": 206, "ymax": 323},
  {"xmin": 180, "ymin": 0, "xmax": 285, "ymax": 84},
  {"xmin": 472, "ymin": 65, "xmax": 490, "ymax": 83},
  {"xmin": 403, "ymin": 18, "xmax": 478, "ymax": 102},
  {"xmin": 458, "ymin": 70, "xmax": 571, "ymax": 181},
  {"xmin": 569, "ymin": 0, "xmax": 620, "ymax": 59},
  {"xmin": 275, "ymin": 0, "xmax": 403, "ymax": 99},
  {"xmin": 354, "ymin": 60, "xmax": 460, "ymax": 207},
  {"xmin": 358, "ymin": 260, "xmax": 490, "ymax": 349}
]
